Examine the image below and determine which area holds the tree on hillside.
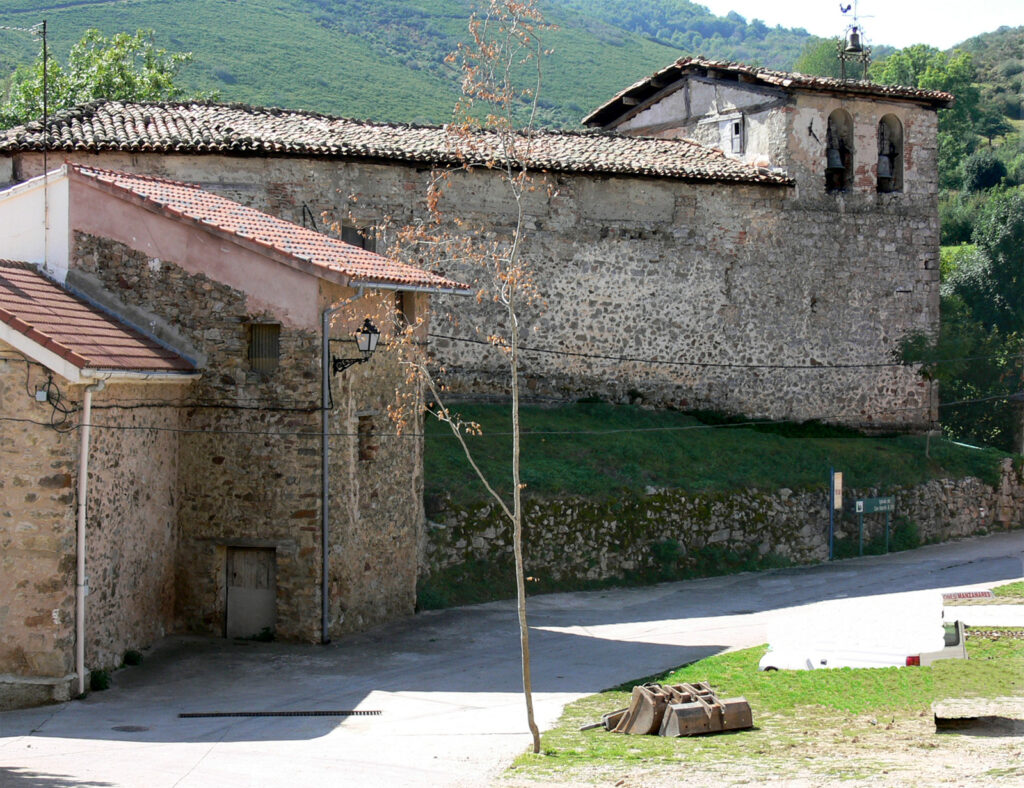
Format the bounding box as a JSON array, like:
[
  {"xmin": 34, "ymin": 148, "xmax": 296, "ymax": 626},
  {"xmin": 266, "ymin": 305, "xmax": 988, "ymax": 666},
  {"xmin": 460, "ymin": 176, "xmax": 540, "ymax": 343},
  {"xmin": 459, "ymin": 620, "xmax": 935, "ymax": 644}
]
[
  {"xmin": 792, "ymin": 38, "xmax": 843, "ymax": 78},
  {"xmin": 872, "ymin": 46, "xmax": 980, "ymax": 188},
  {"xmin": 383, "ymin": 0, "xmax": 550, "ymax": 754},
  {"xmin": 904, "ymin": 186, "xmax": 1024, "ymax": 452},
  {"xmin": 0, "ymin": 29, "xmax": 205, "ymax": 128}
]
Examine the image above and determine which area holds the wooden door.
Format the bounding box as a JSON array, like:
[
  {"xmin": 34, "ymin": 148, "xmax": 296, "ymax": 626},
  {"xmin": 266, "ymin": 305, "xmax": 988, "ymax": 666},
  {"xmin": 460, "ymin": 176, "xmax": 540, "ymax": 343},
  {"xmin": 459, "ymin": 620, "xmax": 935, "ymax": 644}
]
[{"xmin": 225, "ymin": 547, "xmax": 276, "ymax": 638}]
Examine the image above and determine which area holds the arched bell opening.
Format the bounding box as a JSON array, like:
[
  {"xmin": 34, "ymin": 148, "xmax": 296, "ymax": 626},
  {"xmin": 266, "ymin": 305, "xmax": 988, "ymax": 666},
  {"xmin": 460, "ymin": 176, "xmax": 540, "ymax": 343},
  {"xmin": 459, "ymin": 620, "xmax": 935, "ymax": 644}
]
[
  {"xmin": 877, "ymin": 114, "xmax": 903, "ymax": 193},
  {"xmin": 825, "ymin": 109, "xmax": 854, "ymax": 193}
]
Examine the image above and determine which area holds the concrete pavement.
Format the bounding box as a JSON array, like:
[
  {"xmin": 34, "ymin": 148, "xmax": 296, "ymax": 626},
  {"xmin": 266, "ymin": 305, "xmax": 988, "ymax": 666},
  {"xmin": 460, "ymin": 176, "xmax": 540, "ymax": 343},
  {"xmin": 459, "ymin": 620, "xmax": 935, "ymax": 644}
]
[{"xmin": 0, "ymin": 530, "xmax": 1020, "ymax": 787}]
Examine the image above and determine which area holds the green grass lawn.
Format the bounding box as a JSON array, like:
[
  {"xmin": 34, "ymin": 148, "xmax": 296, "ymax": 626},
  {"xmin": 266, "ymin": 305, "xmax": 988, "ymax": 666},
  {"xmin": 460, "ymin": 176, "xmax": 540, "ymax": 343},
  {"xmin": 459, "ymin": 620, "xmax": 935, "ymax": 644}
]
[
  {"xmin": 993, "ymin": 581, "xmax": 1024, "ymax": 598},
  {"xmin": 424, "ymin": 402, "xmax": 1008, "ymax": 506},
  {"xmin": 507, "ymin": 631, "xmax": 1024, "ymax": 782}
]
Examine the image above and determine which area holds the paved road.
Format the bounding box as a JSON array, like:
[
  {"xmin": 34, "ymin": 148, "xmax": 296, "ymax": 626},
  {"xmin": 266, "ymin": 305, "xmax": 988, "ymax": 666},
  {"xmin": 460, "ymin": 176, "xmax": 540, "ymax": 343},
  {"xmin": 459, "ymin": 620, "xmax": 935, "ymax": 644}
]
[{"xmin": 1, "ymin": 531, "xmax": 1021, "ymax": 787}]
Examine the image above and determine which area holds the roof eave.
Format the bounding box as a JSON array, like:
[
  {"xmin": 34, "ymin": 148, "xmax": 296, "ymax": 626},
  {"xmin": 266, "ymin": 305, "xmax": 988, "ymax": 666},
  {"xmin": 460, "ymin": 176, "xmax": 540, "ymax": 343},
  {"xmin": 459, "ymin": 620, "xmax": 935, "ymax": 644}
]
[
  {"xmin": 348, "ymin": 278, "xmax": 472, "ymax": 295},
  {"xmin": 81, "ymin": 368, "xmax": 200, "ymax": 382}
]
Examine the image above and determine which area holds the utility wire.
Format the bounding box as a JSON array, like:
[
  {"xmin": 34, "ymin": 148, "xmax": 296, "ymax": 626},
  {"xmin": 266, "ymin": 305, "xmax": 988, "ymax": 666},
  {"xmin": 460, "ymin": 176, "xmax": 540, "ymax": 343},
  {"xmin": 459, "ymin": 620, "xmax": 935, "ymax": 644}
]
[{"xmin": 0, "ymin": 391, "xmax": 1014, "ymax": 440}]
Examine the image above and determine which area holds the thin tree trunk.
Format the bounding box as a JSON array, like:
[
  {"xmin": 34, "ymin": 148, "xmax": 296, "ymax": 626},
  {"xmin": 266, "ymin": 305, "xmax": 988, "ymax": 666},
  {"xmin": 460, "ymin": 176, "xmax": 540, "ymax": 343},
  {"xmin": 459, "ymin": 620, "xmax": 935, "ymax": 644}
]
[{"xmin": 509, "ymin": 281, "xmax": 540, "ymax": 754}]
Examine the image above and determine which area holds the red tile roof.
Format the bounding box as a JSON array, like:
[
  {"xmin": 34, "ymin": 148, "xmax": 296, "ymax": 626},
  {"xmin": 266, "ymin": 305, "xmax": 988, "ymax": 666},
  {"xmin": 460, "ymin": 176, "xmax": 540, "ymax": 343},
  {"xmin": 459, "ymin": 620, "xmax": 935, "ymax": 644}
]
[
  {"xmin": 0, "ymin": 260, "xmax": 194, "ymax": 374},
  {"xmin": 0, "ymin": 101, "xmax": 791, "ymax": 186},
  {"xmin": 69, "ymin": 164, "xmax": 470, "ymax": 291},
  {"xmin": 583, "ymin": 57, "xmax": 955, "ymax": 128}
]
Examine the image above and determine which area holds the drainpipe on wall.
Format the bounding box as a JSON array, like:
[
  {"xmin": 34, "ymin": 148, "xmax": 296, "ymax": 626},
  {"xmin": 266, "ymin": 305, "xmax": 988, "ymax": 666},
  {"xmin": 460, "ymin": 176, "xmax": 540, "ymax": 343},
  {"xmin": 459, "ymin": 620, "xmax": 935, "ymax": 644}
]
[
  {"xmin": 75, "ymin": 378, "xmax": 104, "ymax": 696},
  {"xmin": 321, "ymin": 288, "xmax": 363, "ymax": 645}
]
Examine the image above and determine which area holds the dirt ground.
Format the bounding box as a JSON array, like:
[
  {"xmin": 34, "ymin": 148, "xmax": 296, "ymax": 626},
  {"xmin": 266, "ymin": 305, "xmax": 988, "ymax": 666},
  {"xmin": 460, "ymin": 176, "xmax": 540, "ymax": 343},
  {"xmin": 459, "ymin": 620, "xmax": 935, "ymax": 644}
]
[
  {"xmin": 506, "ymin": 703, "xmax": 1024, "ymax": 787},
  {"xmin": 510, "ymin": 717, "xmax": 1023, "ymax": 786}
]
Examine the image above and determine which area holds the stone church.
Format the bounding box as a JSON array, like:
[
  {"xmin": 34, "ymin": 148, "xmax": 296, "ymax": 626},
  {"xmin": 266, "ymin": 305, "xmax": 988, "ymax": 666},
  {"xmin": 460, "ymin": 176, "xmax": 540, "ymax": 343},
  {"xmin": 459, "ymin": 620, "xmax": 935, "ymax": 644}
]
[
  {"xmin": 0, "ymin": 57, "xmax": 952, "ymax": 428},
  {"xmin": 0, "ymin": 56, "xmax": 952, "ymax": 706}
]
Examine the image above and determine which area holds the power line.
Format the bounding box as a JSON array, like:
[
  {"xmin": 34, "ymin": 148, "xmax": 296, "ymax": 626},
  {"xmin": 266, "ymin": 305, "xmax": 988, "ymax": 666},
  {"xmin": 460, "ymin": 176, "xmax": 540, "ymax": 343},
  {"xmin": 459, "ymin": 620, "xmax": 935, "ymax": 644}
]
[{"xmin": 0, "ymin": 391, "xmax": 1014, "ymax": 440}]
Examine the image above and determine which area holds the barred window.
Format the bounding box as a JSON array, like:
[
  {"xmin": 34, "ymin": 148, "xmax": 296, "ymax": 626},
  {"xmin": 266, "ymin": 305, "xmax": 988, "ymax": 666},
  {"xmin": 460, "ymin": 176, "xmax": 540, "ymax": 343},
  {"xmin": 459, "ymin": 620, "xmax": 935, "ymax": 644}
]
[
  {"xmin": 248, "ymin": 323, "xmax": 280, "ymax": 374},
  {"xmin": 341, "ymin": 224, "xmax": 376, "ymax": 253}
]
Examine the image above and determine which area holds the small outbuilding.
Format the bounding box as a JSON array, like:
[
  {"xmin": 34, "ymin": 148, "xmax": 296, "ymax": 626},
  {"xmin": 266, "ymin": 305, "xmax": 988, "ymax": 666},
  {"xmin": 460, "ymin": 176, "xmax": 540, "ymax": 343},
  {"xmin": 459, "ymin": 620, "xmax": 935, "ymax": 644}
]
[{"xmin": 0, "ymin": 164, "xmax": 468, "ymax": 708}]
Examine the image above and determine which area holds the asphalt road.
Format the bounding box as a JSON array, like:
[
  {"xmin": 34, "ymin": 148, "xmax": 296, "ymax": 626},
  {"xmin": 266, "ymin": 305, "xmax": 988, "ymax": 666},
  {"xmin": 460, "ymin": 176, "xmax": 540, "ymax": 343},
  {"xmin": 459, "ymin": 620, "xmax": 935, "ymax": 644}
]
[{"xmin": 1, "ymin": 530, "xmax": 1021, "ymax": 787}]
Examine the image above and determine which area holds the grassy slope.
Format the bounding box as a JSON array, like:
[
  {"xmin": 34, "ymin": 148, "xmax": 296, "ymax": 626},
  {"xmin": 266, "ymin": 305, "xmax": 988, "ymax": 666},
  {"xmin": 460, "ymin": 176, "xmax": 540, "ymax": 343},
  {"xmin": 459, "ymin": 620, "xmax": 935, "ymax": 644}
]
[
  {"xmin": 1, "ymin": 2, "xmax": 1014, "ymax": 126},
  {"xmin": 424, "ymin": 402, "xmax": 1007, "ymax": 506},
  {"xmin": 0, "ymin": 0, "xmax": 683, "ymax": 125},
  {"xmin": 510, "ymin": 633, "xmax": 1024, "ymax": 780}
]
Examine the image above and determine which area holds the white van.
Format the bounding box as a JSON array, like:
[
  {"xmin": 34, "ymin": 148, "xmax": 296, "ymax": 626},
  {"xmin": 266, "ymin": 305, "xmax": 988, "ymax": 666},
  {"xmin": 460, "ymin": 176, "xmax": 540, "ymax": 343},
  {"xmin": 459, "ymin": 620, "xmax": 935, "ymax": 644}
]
[{"xmin": 758, "ymin": 619, "xmax": 967, "ymax": 671}]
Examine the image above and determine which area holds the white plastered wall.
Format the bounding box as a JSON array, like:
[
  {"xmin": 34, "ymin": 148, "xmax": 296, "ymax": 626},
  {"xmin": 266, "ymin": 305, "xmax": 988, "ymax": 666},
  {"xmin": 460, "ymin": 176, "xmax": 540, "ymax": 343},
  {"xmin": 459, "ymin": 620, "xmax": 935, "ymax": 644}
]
[{"xmin": 0, "ymin": 168, "xmax": 71, "ymax": 282}]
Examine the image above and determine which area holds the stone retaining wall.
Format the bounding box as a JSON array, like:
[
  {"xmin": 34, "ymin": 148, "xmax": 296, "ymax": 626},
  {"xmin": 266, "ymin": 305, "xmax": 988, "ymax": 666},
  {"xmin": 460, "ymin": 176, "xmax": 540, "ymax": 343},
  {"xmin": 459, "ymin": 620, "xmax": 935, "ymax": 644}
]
[{"xmin": 422, "ymin": 459, "xmax": 1023, "ymax": 584}]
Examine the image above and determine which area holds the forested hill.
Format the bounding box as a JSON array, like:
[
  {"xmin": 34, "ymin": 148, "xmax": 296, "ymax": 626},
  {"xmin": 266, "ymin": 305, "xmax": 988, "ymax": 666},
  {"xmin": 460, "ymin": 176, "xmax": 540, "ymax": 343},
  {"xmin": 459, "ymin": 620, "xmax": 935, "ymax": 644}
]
[
  {"xmin": 0, "ymin": 1, "xmax": 1016, "ymax": 127},
  {"xmin": 0, "ymin": 0, "xmax": 815, "ymax": 126}
]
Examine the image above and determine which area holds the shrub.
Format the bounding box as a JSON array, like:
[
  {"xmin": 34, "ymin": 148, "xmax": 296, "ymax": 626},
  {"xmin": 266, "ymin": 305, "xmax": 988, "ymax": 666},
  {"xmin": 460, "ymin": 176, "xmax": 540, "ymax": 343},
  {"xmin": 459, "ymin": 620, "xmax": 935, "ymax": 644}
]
[
  {"xmin": 90, "ymin": 669, "xmax": 111, "ymax": 691},
  {"xmin": 962, "ymin": 149, "xmax": 1007, "ymax": 192},
  {"xmin": 939, "ymin": 191, "xmax": 984, "ymax": 245}
]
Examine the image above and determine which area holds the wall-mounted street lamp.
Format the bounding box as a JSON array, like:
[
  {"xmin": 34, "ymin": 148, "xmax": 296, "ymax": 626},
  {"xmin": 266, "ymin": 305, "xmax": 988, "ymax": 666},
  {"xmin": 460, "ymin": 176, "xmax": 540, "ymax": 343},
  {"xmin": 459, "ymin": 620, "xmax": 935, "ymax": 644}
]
[{"xmin": 332, "ymin": 318, "xmax": 380, "ymax": 374}]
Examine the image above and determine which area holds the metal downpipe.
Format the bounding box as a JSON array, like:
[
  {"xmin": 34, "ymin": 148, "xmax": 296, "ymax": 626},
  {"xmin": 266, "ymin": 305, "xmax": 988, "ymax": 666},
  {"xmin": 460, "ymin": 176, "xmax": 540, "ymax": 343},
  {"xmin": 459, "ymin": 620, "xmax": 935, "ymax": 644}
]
[{"xmin": 75, "ymin": 379, "xmax": 104, "ymax": 695}]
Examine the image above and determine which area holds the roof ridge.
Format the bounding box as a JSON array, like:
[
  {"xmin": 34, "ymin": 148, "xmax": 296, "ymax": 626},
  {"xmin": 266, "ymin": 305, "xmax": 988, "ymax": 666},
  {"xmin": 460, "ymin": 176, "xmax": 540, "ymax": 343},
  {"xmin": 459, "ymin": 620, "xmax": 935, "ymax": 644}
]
[
  {"xmin": 1, "ymin": 100, "xmax": 792, "ymax": 186},
  {"xmin": 69, "ymin": 165, "xmax": 469, "ymax": 291},
  {"xmin": 71, "ymin": 163, "xmax": 202, "ymax": 191},
  {"xmin": 34, "ymin": 98, "xmax": 722, "ymax": 140},
  {"xmin": 583, "ymin": 55, "xmax": 954, "ymax": 127}
]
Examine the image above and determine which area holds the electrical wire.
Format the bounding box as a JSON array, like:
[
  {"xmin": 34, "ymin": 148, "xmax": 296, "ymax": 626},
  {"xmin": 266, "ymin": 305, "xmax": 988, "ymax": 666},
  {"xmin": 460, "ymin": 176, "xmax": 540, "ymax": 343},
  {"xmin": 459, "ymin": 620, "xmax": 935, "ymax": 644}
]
[{"xmin": 0, "ymin": 391, "xmax": 1014, "ymax": 440}]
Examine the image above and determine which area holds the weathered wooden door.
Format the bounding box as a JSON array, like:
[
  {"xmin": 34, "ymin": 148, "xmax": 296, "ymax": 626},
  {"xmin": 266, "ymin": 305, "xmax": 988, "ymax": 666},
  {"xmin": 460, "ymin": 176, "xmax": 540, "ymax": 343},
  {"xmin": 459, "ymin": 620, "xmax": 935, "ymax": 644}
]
[{"xmin": 225, "ymin": 547, "xmax": 276, "ymax": 638}]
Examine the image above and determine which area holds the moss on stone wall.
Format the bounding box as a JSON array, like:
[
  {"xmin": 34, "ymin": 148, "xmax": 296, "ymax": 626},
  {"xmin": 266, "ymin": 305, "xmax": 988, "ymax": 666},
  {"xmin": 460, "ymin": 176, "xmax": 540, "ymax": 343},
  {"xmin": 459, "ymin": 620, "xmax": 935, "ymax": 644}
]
[{"xmin": 420, "ymin": 460, "xmax": 1024, "ymax": 609}]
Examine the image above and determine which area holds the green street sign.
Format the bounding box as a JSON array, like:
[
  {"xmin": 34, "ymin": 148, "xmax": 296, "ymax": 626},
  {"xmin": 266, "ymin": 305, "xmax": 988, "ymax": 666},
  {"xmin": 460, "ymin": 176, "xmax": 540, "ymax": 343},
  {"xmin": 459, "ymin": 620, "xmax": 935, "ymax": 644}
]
[{"xmin": 855, "ymin": 496, "xmax": 895, "ymax": 514}]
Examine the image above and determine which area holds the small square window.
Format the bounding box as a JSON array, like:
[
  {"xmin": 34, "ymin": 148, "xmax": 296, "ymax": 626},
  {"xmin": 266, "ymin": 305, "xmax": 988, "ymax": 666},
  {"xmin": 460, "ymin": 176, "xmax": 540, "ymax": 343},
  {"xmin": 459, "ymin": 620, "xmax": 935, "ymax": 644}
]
[
  {"xmin": 341, "ymin": 224, "xmax": 376, "ymax": 253},
  {"xmin": 248, "ymin": 323, "xmax": 280, "ymax": 374}
]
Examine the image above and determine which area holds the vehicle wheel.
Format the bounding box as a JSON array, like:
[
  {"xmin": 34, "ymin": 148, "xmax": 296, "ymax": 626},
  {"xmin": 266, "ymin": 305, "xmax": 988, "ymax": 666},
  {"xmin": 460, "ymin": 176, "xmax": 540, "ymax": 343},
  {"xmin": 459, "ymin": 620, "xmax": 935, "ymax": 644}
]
[{"xmin": 763, "ymin": 666, "xmax": 778, "ymax": 672}]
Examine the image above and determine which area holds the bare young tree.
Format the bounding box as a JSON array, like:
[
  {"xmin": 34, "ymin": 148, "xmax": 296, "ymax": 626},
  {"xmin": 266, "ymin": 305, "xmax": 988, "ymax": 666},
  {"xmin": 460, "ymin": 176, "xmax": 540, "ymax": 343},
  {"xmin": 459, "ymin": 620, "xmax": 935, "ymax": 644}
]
[{"xmin": 385, "ymin": 0, "xmax": 551, "ymax": 755}]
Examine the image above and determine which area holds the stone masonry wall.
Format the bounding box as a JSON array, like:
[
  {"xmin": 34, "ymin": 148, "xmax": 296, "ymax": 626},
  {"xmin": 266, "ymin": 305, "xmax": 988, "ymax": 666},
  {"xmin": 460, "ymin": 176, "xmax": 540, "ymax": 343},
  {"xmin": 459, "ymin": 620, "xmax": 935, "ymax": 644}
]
[
  {"xmin": 81, "ymin": 382, "xmax": 184, "ymax": 671},
  {"xmin": 0, "ymin": 353, "xmax": 77, "ymax": 704},
  {"xmin": 0, "ymin": 354, "xmax": 183, "ymax": 708},
  {"xmin": 423, "ymin": 460, "xmax": 1024, "ymax": 584},
  {"xmin": 72, "ymin": 233, "xmax": 423, "ymax": 641},
  {"xmin": 11, "ymin": 150, "xmax": 938, "ymax": 430}
]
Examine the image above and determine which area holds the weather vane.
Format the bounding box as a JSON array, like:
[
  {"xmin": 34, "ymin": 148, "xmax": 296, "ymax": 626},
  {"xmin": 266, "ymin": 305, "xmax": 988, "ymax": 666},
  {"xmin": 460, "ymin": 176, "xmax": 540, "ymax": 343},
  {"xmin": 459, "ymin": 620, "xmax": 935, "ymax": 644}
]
[{"xmin": 837, "ymin": 1, "xmax": 872, "ymax": 80}]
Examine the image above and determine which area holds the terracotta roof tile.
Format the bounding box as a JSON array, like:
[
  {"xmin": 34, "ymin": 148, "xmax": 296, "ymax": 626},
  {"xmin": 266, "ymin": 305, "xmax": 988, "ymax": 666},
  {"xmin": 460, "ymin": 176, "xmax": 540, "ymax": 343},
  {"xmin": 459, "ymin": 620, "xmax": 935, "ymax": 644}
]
[
  {"xmin": 583, "ymin": 57, "xmax": 955, "ymax": 127},
  {"xmin": 69, "ymin": 164, "xmax": 470, "ymax": 291},
  {"xmin": 0, "ymin": 260, "xmax": 194, "ymax": 373},
  {"xmin": 0, "ymin": 100, "xmax": 791, "ymax": 186}
]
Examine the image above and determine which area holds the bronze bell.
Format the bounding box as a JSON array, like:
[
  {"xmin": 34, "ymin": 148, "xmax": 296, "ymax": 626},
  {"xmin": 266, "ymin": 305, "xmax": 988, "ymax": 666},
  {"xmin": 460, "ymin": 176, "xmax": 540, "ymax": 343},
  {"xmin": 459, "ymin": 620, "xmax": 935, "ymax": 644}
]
[
  {"xmin": 845, "ymin": 27, "xmax": 863, "ymax": 54},
  {"xmin": 827, "ymin": 147, "xmax": 844, "ymax": 171},
  {"xmin": 877, "ymin": 152, "xmax": 893, "ymax": 179}
]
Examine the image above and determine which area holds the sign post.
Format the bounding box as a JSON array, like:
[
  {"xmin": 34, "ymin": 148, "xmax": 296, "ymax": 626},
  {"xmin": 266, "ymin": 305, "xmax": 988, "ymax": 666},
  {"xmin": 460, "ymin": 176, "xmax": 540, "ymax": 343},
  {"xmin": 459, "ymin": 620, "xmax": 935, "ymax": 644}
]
[
  {"xmin": 828, "ymin": 469, "xmax": 843, "ymax": 560},
  {"xmin": 853, "ymin": 496, "xmax": 895, "ymax": 555}
]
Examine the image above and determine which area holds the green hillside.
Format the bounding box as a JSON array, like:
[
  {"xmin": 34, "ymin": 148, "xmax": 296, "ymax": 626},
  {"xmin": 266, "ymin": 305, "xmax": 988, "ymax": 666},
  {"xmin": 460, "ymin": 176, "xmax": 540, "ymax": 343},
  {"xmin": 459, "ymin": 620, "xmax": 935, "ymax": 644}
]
[
  {"xmin": 553, "ymin": 0, "xmax": 813, "ymax": 69},
  {"xmin": 956, "ymin": 25, "xmax": 1024, "ymax": 120},
  {"xmin": 0, "ymin": 2, "xmax": 1016, "ymax": 127},
  {"xmin": 0, "ymin": 0, "xmax": 687, "ymax": 126}
]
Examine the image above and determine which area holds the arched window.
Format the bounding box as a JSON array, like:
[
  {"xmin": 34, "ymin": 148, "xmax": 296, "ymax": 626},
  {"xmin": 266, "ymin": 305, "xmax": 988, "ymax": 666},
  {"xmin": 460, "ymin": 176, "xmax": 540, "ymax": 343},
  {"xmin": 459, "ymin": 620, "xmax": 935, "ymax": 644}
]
[
  {"xmin": 825, "ymin": 109, "xmax": 854, "ymax": 192},
  {"xmin": 877, "ymin": 115, "xmax": 903, "ymax": 193}
]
